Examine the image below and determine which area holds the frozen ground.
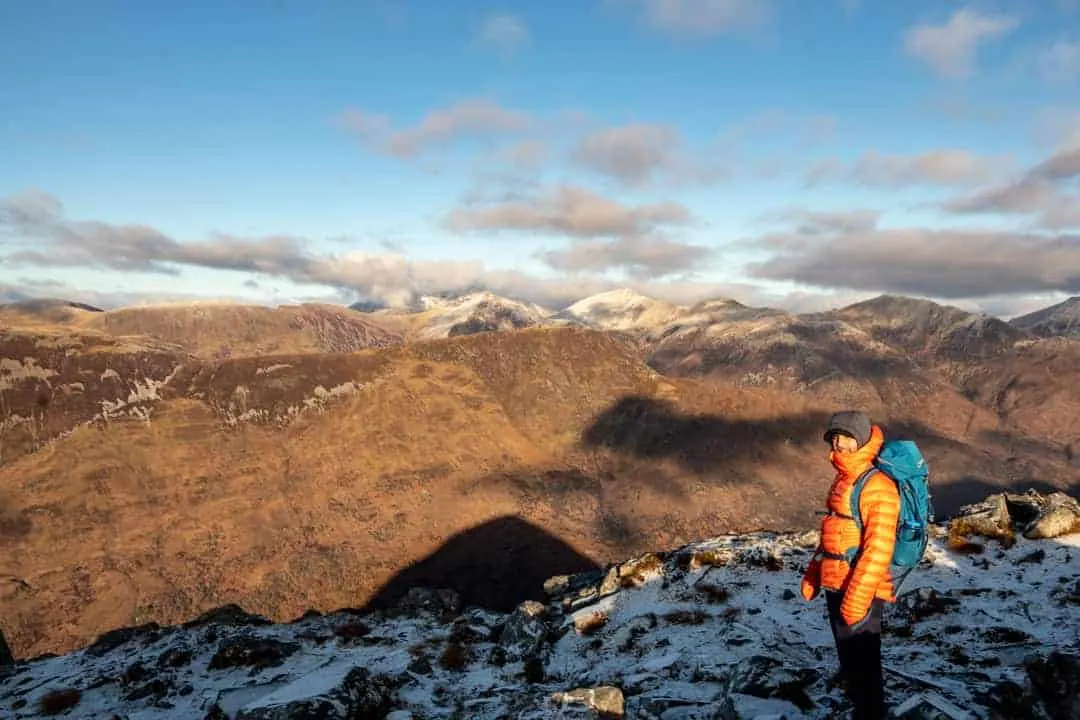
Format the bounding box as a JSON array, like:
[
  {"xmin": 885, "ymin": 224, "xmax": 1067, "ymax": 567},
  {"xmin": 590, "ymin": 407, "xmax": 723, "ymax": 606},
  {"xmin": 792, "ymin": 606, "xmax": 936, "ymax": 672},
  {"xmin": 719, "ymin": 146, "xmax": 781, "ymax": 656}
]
[{"xmin": 3, "ymin": 502, "xmax": 1080, "ymax": 719}]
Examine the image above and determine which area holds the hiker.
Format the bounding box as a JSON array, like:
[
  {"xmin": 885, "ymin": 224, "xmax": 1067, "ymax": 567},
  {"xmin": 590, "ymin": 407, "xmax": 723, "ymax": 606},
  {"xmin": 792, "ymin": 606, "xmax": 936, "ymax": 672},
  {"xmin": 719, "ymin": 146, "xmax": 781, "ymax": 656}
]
[{"xmin": 800, "ymin": 411, "xmax": 900, "ymax": 720}]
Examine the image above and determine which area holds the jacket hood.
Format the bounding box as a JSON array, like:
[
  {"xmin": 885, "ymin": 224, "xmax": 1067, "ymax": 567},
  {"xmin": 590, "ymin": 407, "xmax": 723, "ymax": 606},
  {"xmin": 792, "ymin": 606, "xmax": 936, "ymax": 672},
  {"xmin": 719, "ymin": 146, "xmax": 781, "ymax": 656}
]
[{"xmin": 830, "ymin": 424, "xmax": 884, "ymax": 476}]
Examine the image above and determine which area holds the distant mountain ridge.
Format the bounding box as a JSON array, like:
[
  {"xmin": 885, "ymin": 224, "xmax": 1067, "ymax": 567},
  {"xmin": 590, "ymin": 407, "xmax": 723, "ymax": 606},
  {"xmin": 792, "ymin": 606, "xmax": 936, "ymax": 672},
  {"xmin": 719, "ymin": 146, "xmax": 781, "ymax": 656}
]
[
  {"xmin": 10, "ymin": 288, "xmax": 1080, "ymax": 344},
  {"xmin": 1010, "ymin": 297, "xmax": 1080, "ymax": 338},
  {"xmin": 344, "ymin": 288, "xmax": 1080, "ymax": 346}
]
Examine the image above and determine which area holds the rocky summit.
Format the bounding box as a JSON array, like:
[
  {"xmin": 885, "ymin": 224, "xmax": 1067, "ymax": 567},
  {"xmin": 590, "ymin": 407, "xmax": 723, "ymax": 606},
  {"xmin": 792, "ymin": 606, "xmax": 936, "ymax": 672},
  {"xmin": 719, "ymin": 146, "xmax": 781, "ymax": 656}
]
[{"xmin": 3, "ymin": 491, "xmax": 1080, "ymax": 719}]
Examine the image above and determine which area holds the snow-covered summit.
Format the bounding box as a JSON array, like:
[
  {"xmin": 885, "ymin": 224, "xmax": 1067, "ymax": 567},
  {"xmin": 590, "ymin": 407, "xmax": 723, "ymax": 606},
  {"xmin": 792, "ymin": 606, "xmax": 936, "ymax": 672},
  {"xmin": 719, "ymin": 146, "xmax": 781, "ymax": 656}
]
[
  {"xmin": 4, "ymin": 490, "xmax": 1080, "ymax": 719},
  {"xmin": 560, "ymin": 289, "xmax": 687, "ymax": 332},
  {"xmin": 410, "ymin": 291, "xmax": 553, "ymax": 340}
]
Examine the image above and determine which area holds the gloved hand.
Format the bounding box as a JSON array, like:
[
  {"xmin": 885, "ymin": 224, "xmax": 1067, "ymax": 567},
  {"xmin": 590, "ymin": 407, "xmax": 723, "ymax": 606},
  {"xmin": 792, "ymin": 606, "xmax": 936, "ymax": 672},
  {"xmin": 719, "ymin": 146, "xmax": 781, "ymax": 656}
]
[
  {"xmin": 841, "ymin": 607, "xmax": 868, "ymax": 627},
  {"xmin": 800, "ymin": 556, "xmax": 821, "ymax": 601},
  {"xmin": 840, "ymin": 595, "xmax": 869, "ymax": 626}
]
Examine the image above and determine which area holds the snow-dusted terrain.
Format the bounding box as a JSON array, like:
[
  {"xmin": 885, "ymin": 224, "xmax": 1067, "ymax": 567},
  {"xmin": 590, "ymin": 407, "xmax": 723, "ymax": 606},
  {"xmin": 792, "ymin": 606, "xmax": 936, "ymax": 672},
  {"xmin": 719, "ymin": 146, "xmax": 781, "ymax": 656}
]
[
  {"xmin": 3, "ymin": 493, "xmax": 1080, "ymax": 719},
  {"xmin": 396, "ymin": 292, "xmax": 559, "ymax": 340},
  {"xmin": 559, "ymin": 290, "xmax": 688, "ymax": 333},
  {"xmin": 1010, "ymin": 297, "xmax": 1080, "ymax": 338}
]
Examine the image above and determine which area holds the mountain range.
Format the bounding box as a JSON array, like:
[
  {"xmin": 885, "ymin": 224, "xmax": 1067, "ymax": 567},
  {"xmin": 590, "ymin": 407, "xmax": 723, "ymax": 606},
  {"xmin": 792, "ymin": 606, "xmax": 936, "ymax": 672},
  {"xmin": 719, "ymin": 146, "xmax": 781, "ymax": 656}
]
[{"xmin": 1, "ymin": 288, "xmax": 1079, "ymax": 666}]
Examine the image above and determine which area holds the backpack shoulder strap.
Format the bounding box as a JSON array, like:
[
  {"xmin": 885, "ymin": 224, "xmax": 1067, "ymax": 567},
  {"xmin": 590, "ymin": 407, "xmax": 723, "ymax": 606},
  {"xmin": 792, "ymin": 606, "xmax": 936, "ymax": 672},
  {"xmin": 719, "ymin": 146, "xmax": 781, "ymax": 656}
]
[{"xmin": 848, "ymin": 467, "xmax": 880, "ymax": 532}]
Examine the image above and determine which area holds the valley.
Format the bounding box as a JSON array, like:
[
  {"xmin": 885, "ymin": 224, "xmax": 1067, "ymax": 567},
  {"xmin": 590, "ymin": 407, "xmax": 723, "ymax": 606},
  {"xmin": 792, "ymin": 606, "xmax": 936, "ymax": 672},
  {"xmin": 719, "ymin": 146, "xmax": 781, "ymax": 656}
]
[{"xmin": 1, "ymin": 290, "xmax": 1078, "ymax": 660}]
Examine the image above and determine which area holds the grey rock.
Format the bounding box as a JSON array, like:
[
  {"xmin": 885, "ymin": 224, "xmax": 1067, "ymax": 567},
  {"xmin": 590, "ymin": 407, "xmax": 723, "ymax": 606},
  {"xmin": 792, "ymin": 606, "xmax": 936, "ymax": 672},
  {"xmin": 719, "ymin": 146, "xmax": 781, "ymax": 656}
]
[
  {"xmin": 1025, "ymin": 651, "xmax": 1080, "ymax": 720},
  {"xmin": 208, "ymin": 637, "xmax": 300, "ymax": 671},
  {"xmin": 397, "ymin": 587, "xmax": 461, "ymax": 617},
  {"xmin": 631, "ymin": 681, "xmax": 725, "ymax": 719},
  {"xmin": 718, "ymin": 693, "xmax": 804, "ymax": 719},
  {"xmin": 500, "ymin": 600, "xmax": 547, "ymax": 662},
  {"xmin": 1021, "ymin": 493, "xmax": 1080, "ymax": 539},
  {"xmin": 892, "ymin": 692, "xmax": 974, "ymax": 719},
  {"xmin": 236, "ymin": 666, "xmax": 397, "ymax": 719},
  {"xmin": 599, "ymin": 567, "xmax": 622, "ymax": 596},
  {"xmin": 85, "ymin": 623, "xmax": 163, "ymax": 657},
  {"xmin": 895, "ymin": 587, "xmax": 961, "ymax": 622},
  {"xmin": 951, "ymin": 494, "xmax": 1014, "ymax": 546},
  {"xmin": 543, "ymin": 575, "xmax": 572, "ymax": 597},
  {"xmin": 723, "ymin": 655, "xmax": 818, "ymax": 712}
]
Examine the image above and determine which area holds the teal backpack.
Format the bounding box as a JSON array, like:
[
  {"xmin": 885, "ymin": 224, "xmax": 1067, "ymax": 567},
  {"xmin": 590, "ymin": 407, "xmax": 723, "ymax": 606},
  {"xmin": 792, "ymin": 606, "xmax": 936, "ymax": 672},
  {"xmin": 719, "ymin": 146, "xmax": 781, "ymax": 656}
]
[{"xmin": 849, "ymin": 439, "xmax": 934, "ymax": 591}]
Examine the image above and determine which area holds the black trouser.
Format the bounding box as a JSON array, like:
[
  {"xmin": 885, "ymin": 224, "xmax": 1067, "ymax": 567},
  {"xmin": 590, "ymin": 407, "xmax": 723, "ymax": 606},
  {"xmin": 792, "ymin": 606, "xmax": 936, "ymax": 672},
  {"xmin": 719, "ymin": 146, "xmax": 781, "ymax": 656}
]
[{"xmin": 825, "ymin": 590, "xmax": 886, "ymax": 720}]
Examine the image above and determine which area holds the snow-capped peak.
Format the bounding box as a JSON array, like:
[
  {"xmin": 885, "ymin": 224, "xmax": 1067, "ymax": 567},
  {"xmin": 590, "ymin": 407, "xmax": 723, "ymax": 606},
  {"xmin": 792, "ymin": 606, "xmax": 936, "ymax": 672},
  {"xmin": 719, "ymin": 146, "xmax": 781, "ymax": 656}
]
[{"xmin": 561, "ymin": 289, "xmax": 687, "ymax": 332}]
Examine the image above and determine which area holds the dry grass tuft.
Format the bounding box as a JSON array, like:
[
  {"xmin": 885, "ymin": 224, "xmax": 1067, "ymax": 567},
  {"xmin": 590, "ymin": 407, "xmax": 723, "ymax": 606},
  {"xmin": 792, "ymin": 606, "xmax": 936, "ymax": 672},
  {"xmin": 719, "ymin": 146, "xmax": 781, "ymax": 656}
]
[
  {"xmin": 697, "ymin": 583, "xmax": 730, "ymax": 603},
  {"xmin": 663, "ymin": 609, "xmax": 710, "ymax": 625},
  {"xmin": 39, "ymin": 688, "xmax": 81, "ymax": 715},
  {"xmin": 439, "ymin": 641, "xmax": 471, "ymax": 671}
]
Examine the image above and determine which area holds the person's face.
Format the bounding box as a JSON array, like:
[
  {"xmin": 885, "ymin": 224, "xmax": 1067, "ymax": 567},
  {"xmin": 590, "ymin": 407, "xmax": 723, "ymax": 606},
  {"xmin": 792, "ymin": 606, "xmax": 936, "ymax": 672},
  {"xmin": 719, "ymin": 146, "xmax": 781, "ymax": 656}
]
[{"xmin": 830, "ymin": 432, "xmax": 859, "ymax": 454}]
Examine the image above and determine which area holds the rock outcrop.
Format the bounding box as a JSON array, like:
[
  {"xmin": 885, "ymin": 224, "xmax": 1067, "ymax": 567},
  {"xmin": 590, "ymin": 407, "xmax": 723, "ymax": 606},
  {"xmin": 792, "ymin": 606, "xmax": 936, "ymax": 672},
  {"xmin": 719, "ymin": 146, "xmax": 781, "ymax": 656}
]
[{"xmin": 949, "ymin": 490, "xmax": 1080, "ymax": 550}]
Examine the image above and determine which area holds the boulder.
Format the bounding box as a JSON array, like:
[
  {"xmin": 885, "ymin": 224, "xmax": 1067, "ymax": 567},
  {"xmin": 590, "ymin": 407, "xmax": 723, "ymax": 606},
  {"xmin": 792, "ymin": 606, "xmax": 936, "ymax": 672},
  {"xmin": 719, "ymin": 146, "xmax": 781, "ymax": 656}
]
[
  {"xmin": 1020, "ymin": 493, "xmax": 1080, "ymax": 539},
  {"xmin": 631, "ymin": 681, "xmax": 724, "ymax": 718},
  {"xmin": 717, "ymin": 693, "xmax": 804, "ymax": 719},
  {"xmin": 1025, "ymin": 651, "xmax": 1080, "ymax": 720},
  {"xmin": 953, "ymin": 490, "xmax": 1080, "ymax": 545},
  {"xmin": 499, "ymin": 600, "xmax": 547, "ymax": 662},
  {"xmin": 892, "ymin": 692, "xmax": 973, "ymax": 719},
  {"xmin": 722, "ymin": 655, "xmax": 818, "ymax": 712},
  {"xmin": 976, "ymin": 651, "xmax": 1080, "ymax": 720},
  {"xmin": 552, "ymin": 686, "xmax": 625, "ymax": 718},
  {"xmin": 208, "ymin": 637, "xmax": 300, "ymax": 671},
  {"xmin": 235, "ymin": 666, "xmax": 398, "ymax": 719},
  {"xmin": 85, "ymin": 623, "xmax": 164, "ymax": 657},
  {"xmin": 396, "ymin": 587, "xmax": 461, "ymax": 617},
  {"xmin": 949, "ymin": 494, "xmax": 1014, "ymax": 548},
  {"xmin": 895, "ymin": 587, "xmax": 961, "ymax": 622}
]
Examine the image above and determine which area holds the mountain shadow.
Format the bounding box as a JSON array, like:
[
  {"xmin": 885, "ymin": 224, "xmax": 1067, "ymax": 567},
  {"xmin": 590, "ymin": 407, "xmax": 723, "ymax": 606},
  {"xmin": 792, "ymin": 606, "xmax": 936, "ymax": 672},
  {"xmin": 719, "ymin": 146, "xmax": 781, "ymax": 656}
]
[
  {"xmin": 360, "ymin": 515, "xmax": 601, "ymax": 614},
  {"xmin": 581, "ymin": 395, "xmax": 831, "ymax": 475}
]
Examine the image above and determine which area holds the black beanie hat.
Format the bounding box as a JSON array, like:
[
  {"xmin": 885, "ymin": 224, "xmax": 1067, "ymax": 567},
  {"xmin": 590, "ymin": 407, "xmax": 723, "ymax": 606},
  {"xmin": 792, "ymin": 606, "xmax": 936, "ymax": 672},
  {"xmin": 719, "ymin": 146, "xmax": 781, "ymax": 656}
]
[{"xmin": 824, "ymin": 410, "xmax": 872, "ymax": 448}]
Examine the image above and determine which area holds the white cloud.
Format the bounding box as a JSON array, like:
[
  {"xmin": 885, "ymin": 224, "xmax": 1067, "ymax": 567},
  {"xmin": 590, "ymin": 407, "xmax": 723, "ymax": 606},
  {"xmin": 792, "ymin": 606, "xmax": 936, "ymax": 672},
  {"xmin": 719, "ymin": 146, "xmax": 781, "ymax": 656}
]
[
  {"xmin": 904, "ymin": 8, "xmax": 1019, "ymax": 79},
  {"xmin": 750, "ymin": 222, "xmax": 1080, "ymax": 298},
  {"xmin": 806, "ymin": 149, "xmax": 1011, "ymax": 188},
  {"xmin": 475, "ymin": 12, "xmax": 530, "ymax": 56},
  {"xmin": 336, "ymin": 98, "xmax": 532, "ymax": 158},
  {"xmin": 1037, "ymin": 39, "xmax": 1080, "ymax": 84},
  {"xmin": 443, "ymin": 184, "xmax": 693, "ymax": 239},
  {"xmin": 630, "ymin": 0, "xmax": 770, "ymax": 38},
  {"xmin": 0, "ymin": 189, "xmax": 710, "ymax": 305},
  {"xmin": 943, "ymin": 144, "xmax": 1080, "ymax": 229}
]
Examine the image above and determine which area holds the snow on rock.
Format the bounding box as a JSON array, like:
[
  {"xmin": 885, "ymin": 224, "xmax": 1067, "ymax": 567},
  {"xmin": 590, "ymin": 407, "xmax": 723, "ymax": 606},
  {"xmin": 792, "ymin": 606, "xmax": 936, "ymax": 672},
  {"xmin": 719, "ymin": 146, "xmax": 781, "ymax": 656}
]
[
  {"xmin": 560, "ymin": 289, "xmax": 688, "ymax": 333},
  {"xmin": 1010, "ymin": 296, "xmax": 1080, "ymax": 338},
  {"xmin": 3, "ymin": 492, "xmax": 1080, "ymax": 719},
  {"xmin": 411, "ymin": 292, "xmax": 556, "ymax": 340}
]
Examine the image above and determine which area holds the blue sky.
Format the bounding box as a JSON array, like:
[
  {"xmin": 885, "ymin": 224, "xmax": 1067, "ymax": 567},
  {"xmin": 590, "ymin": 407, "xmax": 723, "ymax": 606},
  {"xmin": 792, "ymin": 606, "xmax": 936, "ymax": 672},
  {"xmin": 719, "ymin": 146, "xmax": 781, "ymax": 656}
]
[{"xmin": 1, "ymin": 0, "xmax": 1078, "ymax": 316}]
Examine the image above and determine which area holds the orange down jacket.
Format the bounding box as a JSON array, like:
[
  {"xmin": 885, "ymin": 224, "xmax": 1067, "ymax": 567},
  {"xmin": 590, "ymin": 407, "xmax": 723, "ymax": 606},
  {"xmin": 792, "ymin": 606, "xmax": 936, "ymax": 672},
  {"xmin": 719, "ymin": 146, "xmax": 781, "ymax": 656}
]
[{"xmin": 800, "ymin": 424, "xmax": 901, "ymax": 626}]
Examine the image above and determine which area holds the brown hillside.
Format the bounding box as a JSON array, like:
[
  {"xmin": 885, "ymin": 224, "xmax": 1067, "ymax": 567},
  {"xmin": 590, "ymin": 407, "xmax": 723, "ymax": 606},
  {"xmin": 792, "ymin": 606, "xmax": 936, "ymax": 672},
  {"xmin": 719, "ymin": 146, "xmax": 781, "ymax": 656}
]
[
  {"xmin": 2, "ymin": 326, "xmax": 1078, "ymax": 660},
  {"xmin": 1, "ymin": 301, "xmax": 403, "ymax": 357},
  {"xmin": 0, "ymin": 299, "xmax": 104, "ymax": 329},
  {"xmin": 818, "ymin": 294, "xmax": 1025, "ymax": 362},
  {"xmin": 83, "ymin": 303, "xmax": 404, "ymax": 357},
  {"xmin": 953, "ymin": 338, "xmax": 1080, "ymax": 453},
  {"xmin": 0, "ymin": 330, "xmax": 189, "ymax": 466}
]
